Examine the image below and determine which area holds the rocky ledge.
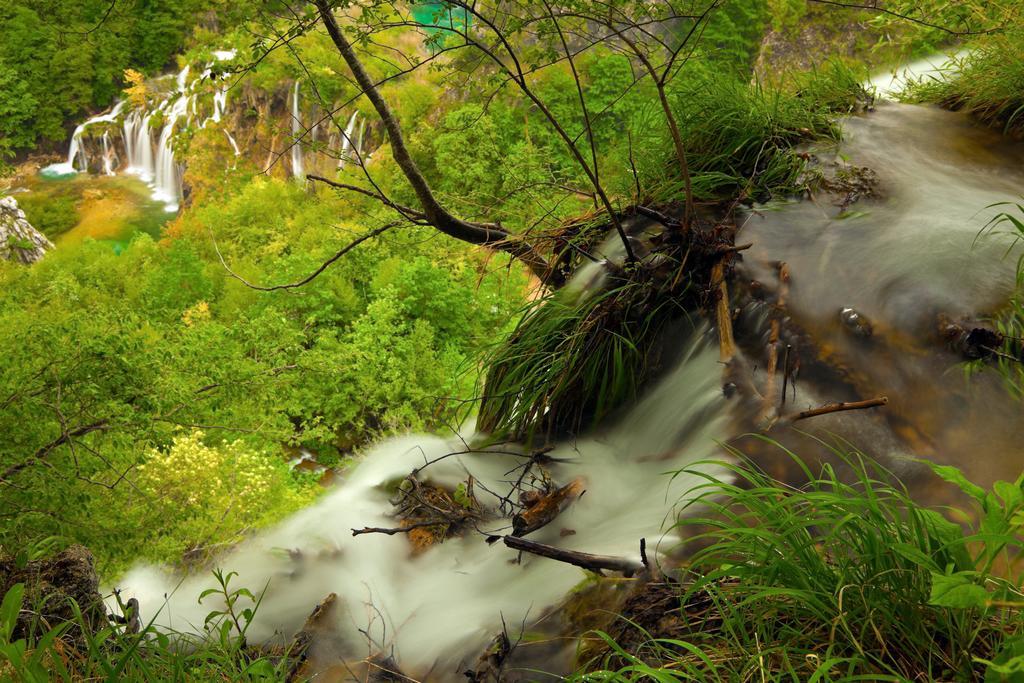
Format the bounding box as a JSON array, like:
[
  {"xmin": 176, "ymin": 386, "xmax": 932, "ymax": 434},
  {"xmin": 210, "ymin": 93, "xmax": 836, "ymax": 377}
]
[{"xmin": 0, "ymin": 195, "xmax": 53, "ymax": 264}]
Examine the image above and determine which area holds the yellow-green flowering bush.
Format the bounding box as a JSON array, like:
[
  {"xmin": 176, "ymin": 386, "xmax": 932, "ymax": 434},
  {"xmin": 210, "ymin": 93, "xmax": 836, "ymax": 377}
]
[{"xmin": 129, "ymin": 430, "xmax": 318, "ymax": 568}]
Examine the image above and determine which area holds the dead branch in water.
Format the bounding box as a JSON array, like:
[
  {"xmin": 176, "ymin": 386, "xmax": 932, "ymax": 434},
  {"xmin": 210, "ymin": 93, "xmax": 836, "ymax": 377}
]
[
  {"xmin": 351, "ymin": 520, "xmax": 445, "ymax": 537},
  {"xmin": 788, "ymin": 396, "xmax": 889, "ymax": 422},
  {"xmin": 711, "ymin": 260, "xmax": 736, "ymax": 363},
  {"xmin": 501, "ymin": 535, "xmax": 644, "ymax": 576}
]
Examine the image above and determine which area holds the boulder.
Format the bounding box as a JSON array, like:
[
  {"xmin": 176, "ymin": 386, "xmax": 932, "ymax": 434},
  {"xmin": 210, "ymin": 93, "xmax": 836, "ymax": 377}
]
[
  {"xmin": 0, "ymin": 544, "xmax": 105, "ymax": 640},
  {"xmin": 0, "ymin": 195, "xmax": 53, "ymax": 265}
]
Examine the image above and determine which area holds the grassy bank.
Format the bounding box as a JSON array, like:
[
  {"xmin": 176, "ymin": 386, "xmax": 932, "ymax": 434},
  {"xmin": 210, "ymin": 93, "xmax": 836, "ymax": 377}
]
[
  {"xmin": 902, "ymin": 27, "xmax": 1024, "ymax": 136},
  {"xmin": 573, "ymin": 448, "xmax": 1024, "ymax": 681}
]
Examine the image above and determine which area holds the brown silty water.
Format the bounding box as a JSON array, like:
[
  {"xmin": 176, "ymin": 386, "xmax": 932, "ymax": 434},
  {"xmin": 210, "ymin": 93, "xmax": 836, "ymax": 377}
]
[{"xmin": 738, "ymin": 102, "xmax": 1024, "ymax": 504}]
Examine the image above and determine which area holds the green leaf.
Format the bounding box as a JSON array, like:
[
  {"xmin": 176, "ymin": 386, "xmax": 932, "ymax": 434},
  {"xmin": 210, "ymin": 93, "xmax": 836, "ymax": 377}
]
[
  {"xmin": 994, "ymin": 480, "xmax": 1024, "ymax": 510},
  {"xmin": 0, "ymin": 583, "xmax": 24, "ymax": 642},
  {"xmin": 926, "ymin": 463, "xmax": 987, "ymax": 502},
  {"xmin": 929, "ymin": 571, "xmax": 989, "ymax": 609},
  {"xmin": 981, "ymin": 635, "xmax": 1024, "ymax": 682}
]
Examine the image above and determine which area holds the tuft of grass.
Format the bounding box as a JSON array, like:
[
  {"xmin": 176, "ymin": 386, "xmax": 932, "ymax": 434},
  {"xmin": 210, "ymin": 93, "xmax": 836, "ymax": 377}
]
[
  {"xmin": 630, "ymin": 68, "xmax": 842, "ymax": 206},
  {"xmin": 902, "ymin": 35, "xmax": 1024, "ymax": 136},
  {"xmin": 788, "ymin": 59, "xmax": 875, "ymax": 115},
  {"xmin": 478, "ymin": 279, "xmax": 688, "ymax": 443},
  {"xmin": 574, "ymin": 444, "xmax": 1024, "ymax": 681},
  {"xmin": 965, "ymin": 202, "xmax": 1024, "ymax": 397}
]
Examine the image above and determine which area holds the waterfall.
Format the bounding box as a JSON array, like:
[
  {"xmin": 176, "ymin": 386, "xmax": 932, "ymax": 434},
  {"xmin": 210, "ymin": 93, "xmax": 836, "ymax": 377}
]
[
  {"xmin": 42, "ymin": 101, "xmax": 126, "ymax": 176},
  {"xmin": 116, "ymin": 63, "xmax": 194, "ymax": 211},
  {"xmin": 123, "ymin": 111, "xmax": 155, "ymax": 184},
  {"xmin": 101, "ymin": 132, "xmax": 114, "ymax": 176},
  {"xmin": 211, "ymin": 88, "xmax": 228, "ymax": 123},
  {"xmin": 291, "ymin": 81, "xmax": 304, "ymax": 180},
  {"xmin": 176, "ymin": 64, "xmax": 190, "ymax": 92},
  {"xmin": 110, "ymin": 329, "xmax": 730, "ymax": 678},
  {"xmin": 64, "ymin": 123, "xmax": 87, "ymax": 174},
  {"xmin": 42, "ymin": 51, "xmax": 260, "ymax": 209},
  {"xmin": 337, "ymin": 111, "xmax": 359, "ymax": 169},
  {"xmin": 224, "ymin": 130, "xmax": 241, "ymax": 157},
  {"xmin": 152, "ymin": 94, "xmax": 191, "ymax": 211}
]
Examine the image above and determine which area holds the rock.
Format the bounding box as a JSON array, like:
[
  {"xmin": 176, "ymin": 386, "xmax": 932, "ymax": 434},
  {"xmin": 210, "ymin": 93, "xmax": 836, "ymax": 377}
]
[
  {"xmin": 939, "ymin": 317, "xmax": 1007, "ymax": 360},
  {"xmin": 0, "ymin": 544, "xmax": 105, "ymax": 640},
  {"xmin": 286, "ymin": 593, "xmax": 346, "ymax": 682},
  {"xmin": 0, "ymin": 196, "xmax": 54, "ymax": 264},
  {"xmin": 839, "ymin": 307, "xmax": 874, "ymax": 338}
]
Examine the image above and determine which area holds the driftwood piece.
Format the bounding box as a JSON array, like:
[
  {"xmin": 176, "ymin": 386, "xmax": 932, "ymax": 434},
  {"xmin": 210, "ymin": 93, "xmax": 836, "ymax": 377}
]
[
  {"xmin": 109, "ymin": 596, "xmax": 141, "ymax": 634},
  {"xmin": 711, "ymin": 259, "xmax": 736, "ymax": 362},
  {"xmin": 464, "ymin": 631, "xmax": 512, "ymax": 682},
  {"xmin": 512, "ymin": 478, "xmax": 585, "ymax": 537},
  {"xmin": 501, "ymin": 535, "xmax": 644, "ymax": 577},
  {"xmin": 940, "ymin": 318, "xmax": 1009, "ymax": 361},
  {"xmin": 286, "ymin": 593, "xmax": 340, "ymax": 682}
]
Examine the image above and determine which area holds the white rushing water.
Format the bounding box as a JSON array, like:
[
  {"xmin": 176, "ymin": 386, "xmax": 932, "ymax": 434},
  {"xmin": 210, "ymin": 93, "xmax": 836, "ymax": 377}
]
[
  {"xmin": 867, "ymin": 50, "xmax": 968, "ymax": 100},
  {"xmin": 742, "ymin": 103, "xmax": 1023, "ymax": 333},
  {"xmin": 337, "ymin": 111, "xmax": 359, "ymax": 169},
  {"xmin": 291, "ymin": 80, "xmax": 305, "ymax": 180},
  {"xmin": 111, "ymin": 329, "xmax": 730, "ymax": 678},
  {"xmin": 101, "ymin": 132, "xmax": 114, "ymax": 176},
  {"xmin": 42, "ymin": 101, "xmax": 126, "ymax": 176}
]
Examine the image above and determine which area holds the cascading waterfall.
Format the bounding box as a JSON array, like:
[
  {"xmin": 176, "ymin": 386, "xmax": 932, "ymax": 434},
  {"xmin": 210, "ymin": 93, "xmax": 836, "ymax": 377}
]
[
  {"xmin": 42, "ymin": 100, "xmax": 126, "ymax": 176},
  {"xmin": 224, "ymin": 130, "xmax": 241, "ymax": 157},
  {"xmin": 101, "ymin": 132, "xmax": 113, "ymax": 176},
  {"xmin": 123, "ymin": 111, "xmax": 155, "ymax": 183},
  {"xmin": 151, "ymin": 69, "xmax": 194, "ymax": 211},
  {"xmin": 291, "ymin": 80, "xmax": 305, "ymax": 180},
  {"xmin": 337, "ymin": 111, "xmax": 360, "ymax": 169},
  {"xmin": 46, "ymin": 53, "xmax": 243, "ymax": 211},
  {"xmin": 43, "ymin": 49, "xmax": 359, "ymax": 212},
  {"xmin": 111, "ymin": 327, "xmax": 730, "ymax": 678},
  {"xmin": 211, "ymin": 88, "xmax": 228, "ymax": 123}
]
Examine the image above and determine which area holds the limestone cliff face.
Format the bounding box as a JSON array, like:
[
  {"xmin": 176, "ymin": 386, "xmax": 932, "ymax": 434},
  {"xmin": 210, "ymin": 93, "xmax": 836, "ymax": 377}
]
[
  {"xmin": 752, "ymin": 7, "xmax": 882, "ymax": 81},
  {"xmin": 0, "ymin": 196, "xmax": 54, "ymax": 264}
]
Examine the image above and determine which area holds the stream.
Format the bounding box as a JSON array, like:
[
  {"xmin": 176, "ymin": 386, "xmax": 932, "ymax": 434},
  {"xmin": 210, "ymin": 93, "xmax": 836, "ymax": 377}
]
[{"xmin": 110, "ymin": 96, "xmax": 1024, "ymax": 679}]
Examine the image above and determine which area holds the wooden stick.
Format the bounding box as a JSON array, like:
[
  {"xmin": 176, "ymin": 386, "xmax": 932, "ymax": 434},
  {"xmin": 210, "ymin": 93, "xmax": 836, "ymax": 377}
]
[
  {"xmin": 761, "ymin": 263, "xmax": 789, "ymax": 422},
  {"xmin": 352, "ymin": 520, "xmax": 444, "ymax": 537},
  {"xmin": 711, "ymin": 260, "xmax": 736, "ymax": 363},
  {"xmin": 789, "ymin": 396, "xmax": 888, "ymax": 422},
  {"xmin": 713, "ymin": 242, "xmax": 753, "ymax": 255},
  {"xmin": 501, "ymin": 535, "xmax": 644, "ymax": 576},
  {"xmin": 780, "ymin": 344, "xmax": 792, "ymax": 408}
]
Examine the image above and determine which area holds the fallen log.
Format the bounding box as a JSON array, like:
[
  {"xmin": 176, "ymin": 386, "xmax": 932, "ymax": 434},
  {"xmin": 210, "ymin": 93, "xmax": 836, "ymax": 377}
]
[{"xmin": 501, "ymin": 535, "xmax": 644, "ymax": 577}]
